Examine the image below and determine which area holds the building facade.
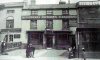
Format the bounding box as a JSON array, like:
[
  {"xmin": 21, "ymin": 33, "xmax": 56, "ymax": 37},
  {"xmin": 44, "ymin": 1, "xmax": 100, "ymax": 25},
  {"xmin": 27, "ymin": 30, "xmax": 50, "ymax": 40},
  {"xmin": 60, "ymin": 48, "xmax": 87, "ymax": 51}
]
[
  {"xmin": 0, "ymin": 0, "xmax": 100, "ymax": 51},
  {"xmin": 0, "ymin": 0, "xmax": 77, "ymax": 49},
  {"xmin": 76, "ymin": 1, "xmax": 100, "ymax": 58},
  {"xmin": 22, "ymin": 0, "xmax": 77, "ymax": 49}
]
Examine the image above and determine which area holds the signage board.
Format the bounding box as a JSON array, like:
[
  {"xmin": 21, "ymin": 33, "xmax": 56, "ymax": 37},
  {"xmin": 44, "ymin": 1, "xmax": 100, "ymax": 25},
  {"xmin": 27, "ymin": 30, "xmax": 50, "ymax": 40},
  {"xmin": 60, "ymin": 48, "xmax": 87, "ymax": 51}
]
[
  {"xmin": 78, "ymin": 1, "xmax": 100, "ymax": 6},
  {"xmin": 22, "ymin": 15, "xmax": 77, "ymax": 20}
]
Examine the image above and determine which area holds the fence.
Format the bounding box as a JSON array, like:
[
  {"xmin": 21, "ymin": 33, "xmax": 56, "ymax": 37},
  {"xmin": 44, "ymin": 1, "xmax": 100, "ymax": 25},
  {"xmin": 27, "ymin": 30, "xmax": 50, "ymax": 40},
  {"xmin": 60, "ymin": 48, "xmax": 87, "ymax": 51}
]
[{"xmin": 6, "ymin": 42, "xmax": 22, "ymax": 50}]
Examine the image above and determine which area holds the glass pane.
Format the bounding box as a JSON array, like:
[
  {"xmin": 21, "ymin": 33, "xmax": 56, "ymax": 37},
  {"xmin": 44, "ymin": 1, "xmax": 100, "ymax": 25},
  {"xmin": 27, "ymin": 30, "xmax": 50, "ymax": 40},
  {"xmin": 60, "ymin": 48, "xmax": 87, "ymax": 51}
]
[
  {"xmin": 30, "ymin": 20, "xmax": 37, "ymax": 29},
  {"xmin": 6, "ymin": 20, "xmax": 14, "ymax": 28},
  {"xmin": 46, "ymin": 20, "xmax": 53, "ymax": 29}
]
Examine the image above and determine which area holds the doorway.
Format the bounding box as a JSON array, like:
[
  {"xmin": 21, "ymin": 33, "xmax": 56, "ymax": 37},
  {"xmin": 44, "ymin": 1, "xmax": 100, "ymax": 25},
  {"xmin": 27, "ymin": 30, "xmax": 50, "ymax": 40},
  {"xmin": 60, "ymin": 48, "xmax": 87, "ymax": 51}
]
[{"xmin": 46, "ymin": 36, "xmax": 53, "ymax": 48}]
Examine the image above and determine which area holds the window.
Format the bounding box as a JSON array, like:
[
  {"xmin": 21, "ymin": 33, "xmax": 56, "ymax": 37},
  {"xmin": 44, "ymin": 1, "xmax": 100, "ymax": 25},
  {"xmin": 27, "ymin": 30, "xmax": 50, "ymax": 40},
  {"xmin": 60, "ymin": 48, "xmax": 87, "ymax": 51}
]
[
  {"xmin": 6, "ymin": 20, "xmax": 14, "ymax": 28},
  {"xmin": 31, "ymin": 10, "xmax": 38, "ymax": 15},
  {"xmin": 14, "ymin": 34, "xmax": 20, "ymax": 38},
  {"xmin": 4, "ymin": 35, "xmax": 8, "ymax": 42},
  {"xmin": 7, "ymin": 10, "xmax": 14, "ymax": 14},
  {"xmin": 69, "ymin": 20, "xmax": 77, "ymax": 27},
  {"xmin": 9, "ymin": 35, "xmax": 13, "ymax": 42},
  {"xmin": 62, "ymin": 20, "xmax": 69, "ymax": 30},
  {"xmin": 46, "ymin": 20, "xmax": 53, "ymax": 29},
  {"xmin": 46, "ymin": 10, "xmax": 53, "ymax": 15},
  {"xmin": 62, "ymin": 10, "xmax": 69, "ymax": 15},
  {"xmin": 30, "ymin": 20, "xmax": 37, "ymax": 29},
  {"xmin": 88, "ymin": 8, "xmax": 97, "ymax": 14}
]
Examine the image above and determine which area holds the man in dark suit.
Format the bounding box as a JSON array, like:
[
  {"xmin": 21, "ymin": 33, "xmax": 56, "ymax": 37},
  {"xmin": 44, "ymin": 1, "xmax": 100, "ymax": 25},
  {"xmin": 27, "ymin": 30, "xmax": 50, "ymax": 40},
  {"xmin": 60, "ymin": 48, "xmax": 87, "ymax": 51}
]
[
  {"xmin": 26, "ymin": 43, "xmax": 35, "ymax": 58},
  {"xmin": 26, "ymin": 44, "xmax": 31, "ymax": 58},
  {"xmin": 1, "ymin": 41, "xmax": 6, "ymax": 54}
]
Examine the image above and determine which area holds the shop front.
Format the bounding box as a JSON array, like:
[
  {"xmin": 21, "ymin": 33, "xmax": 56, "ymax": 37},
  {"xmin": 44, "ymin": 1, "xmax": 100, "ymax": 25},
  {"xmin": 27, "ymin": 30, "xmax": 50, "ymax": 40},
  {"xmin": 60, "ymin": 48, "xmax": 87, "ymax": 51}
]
[
  {"xmin": 76, "ymin": 28, "xmax": 100, "ymax": 58},
  {"xmin": 27, "ymin": 31, "xmax": 73, "ymax": 49}
]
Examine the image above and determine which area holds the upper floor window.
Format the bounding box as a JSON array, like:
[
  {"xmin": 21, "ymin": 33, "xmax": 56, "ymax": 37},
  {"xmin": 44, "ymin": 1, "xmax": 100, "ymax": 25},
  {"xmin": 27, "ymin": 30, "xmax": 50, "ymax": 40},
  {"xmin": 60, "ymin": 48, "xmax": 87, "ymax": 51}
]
[
  {"xmin": 7, "ymin": 10, "xmax": 15, "ymax": 14},
  {"xmin": 88, "ymin": 8, "xmax": 96, "ymax": 13},
  {"xmin": 30, "ymin": 20, "xmax": 37, "ymax": 29},
  {"xmin": 6, "ymin": 16, "xmax": 14, "ymax": 28},
  {"xmin": 46, "ymin": 19, "xmax": 53, "ymax": 29},
  {"xmin": 62, "ymin": 20, "xmax": 69, "ymax": 30},
  {"xmin": 6, "ymin": 20, "xmax": 14, "ymax": 28},
  {"xmin": 62, "ymin": 10, "xmax": 69, "ymax": 15},
  {"xmin": 31, "ymin": 10, "xmax": 38, "ymax": 15},
  {"xmin": 46, "ymin": 10, "xmax": 53, "ymax": 15}
]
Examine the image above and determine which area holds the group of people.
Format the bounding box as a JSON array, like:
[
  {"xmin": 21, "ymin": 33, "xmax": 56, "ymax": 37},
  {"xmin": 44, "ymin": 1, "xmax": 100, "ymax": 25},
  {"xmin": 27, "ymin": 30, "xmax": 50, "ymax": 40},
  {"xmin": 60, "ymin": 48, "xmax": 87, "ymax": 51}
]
[
  {"xmin": 68, "ymin": 46, "xmax": 76, "ymax": 59},
  {"xmin": 0, "ymin": 41, "xmax": 78, "ymax": 58},
  {"xmin": 0, "ymin": 41, "xmax": 36, "ymax": 57},
  {"xmin": 26, "ymin": 43, "xmax": 35, "ymax": 58}
]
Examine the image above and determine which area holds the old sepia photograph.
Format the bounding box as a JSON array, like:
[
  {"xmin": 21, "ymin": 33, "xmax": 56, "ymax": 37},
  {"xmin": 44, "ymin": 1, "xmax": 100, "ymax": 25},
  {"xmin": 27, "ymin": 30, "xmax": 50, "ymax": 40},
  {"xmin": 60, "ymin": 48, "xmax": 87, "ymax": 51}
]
[{"xmin": 0, "ymin": 0, "xmax": 100, "ymax": 60}]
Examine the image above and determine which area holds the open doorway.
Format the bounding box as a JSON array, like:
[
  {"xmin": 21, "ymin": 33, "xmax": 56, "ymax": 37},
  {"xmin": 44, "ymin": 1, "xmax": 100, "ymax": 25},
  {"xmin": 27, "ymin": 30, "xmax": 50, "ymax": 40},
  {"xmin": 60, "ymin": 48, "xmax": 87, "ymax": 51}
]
[{"xmin": 46, "ymin": 36, "xmax": 53, "ymax": 48}]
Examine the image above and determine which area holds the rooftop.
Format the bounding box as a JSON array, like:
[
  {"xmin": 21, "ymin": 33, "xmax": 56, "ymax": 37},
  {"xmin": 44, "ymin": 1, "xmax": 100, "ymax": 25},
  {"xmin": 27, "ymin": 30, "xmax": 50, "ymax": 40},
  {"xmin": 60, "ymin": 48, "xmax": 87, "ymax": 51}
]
[
  {"xmin": 0, "ymin": 2, "xmax": 76, "ymax": 9},
  {"xmin": 0, "ymin": 2, "xmax": 23, "ymax": 8},
  {"xmin": 0, "ymin": 1, "xmax": 100, "ymax": 9},
  {"xmin": 26, "ymin": 3, "xmax": 76, "ymax": 9}
]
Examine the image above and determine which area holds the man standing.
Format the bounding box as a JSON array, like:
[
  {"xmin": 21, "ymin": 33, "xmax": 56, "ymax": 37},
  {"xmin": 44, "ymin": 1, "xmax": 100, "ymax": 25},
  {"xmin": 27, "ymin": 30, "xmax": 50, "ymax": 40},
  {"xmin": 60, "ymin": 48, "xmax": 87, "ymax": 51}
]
[
  {"xmin": 29, "ymin": 43, "xmax": 35, "ymax": 58},
  {"xmin": 1, "ymin": 41, "xmax": 6, "ymax": 54},
  {"xmin": 26, "ymin": 44, "xmax": 31, "ymax": 58},
  {"xmin": 32, "ymin": 46, "xmax": 35, "ymax": 57},
  {"xmin": 26, "ymin": 43, "xmax": 35, "ymax": 58}
]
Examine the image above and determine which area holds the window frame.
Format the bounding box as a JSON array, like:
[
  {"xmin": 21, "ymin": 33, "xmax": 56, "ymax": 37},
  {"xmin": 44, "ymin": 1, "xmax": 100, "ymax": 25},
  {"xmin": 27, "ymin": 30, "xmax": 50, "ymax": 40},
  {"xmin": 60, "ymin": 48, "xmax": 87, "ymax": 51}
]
[
  {"xmin": 9, "ymin": 35, "xmax": 13, "ymax": 42},
  {"xmin": 46, "ymin": 19, "xmax": 53, "ymax": 29},
  {"xmin": 6, "ymin": 20, "xmax": 14, "ymax": 28},
  {"xmin": 31, "ymin": 10, "xmax": 38, "ymax": 15},
  {"xmin": 62, "ymin": 19, "xmax": 69, "ymax": 30},
  {"xmin": 62, "ymin": 9, "xmax": 69, "ymax": 15},
  {"xmin": 7, "ymin": 10, "xmax": 15, "ymax": 14},
  {"xmin": 30, "ymin": 20, "xmax": 37, "ymax": 29},
  {"xmin": 46, "ymin": 10, "xmax": 53, "ymax": 15}
]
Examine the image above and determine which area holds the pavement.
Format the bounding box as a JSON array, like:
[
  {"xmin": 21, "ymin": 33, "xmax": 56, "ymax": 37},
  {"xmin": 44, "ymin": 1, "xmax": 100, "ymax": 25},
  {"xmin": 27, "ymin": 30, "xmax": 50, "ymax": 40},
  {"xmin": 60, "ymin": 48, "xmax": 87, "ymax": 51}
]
[{"xmin": 0, "ymin": 49, "xmax": 99, "ymax": 60}]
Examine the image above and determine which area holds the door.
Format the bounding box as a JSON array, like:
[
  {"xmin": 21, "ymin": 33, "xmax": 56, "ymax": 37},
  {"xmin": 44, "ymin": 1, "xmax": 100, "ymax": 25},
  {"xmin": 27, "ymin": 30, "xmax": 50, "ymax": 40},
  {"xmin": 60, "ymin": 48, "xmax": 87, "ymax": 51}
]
[{"xmin": 46, "ymin": 36, "xmax": 53, "ymax": 48}]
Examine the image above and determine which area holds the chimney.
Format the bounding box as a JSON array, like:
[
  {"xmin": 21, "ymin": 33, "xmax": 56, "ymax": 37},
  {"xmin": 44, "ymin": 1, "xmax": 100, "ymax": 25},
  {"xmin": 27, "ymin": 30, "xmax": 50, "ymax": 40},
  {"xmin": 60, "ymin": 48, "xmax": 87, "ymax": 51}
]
[
  {"xmin": 24, "ymin": 0, "xmax": 36, "ymax": 6},
  {"xmin": 31, "ymin": 0, "xmax": 36, "ymax": 5},
  {"xmin": 59, "ymin": 0, "xmax": 66, "ymax": 4}
]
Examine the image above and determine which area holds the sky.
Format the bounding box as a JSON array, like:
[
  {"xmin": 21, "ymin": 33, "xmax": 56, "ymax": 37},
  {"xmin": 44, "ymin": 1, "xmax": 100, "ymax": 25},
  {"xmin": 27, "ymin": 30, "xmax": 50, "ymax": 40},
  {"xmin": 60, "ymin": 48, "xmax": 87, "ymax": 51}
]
[{"xmin": 0, "ymin": 0, "xmax": 97, "ymax": 4}]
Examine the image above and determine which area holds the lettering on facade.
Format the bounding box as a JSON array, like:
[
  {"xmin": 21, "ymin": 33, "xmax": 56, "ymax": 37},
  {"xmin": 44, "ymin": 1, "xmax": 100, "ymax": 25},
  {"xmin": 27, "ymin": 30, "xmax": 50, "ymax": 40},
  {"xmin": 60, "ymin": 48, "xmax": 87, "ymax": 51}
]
[
  {"xmin": 22, "ymin": 15, "xmax": 77, "ymax": 20},
  {"xmin": 78, "ymin": 1, "xmax": 100, "ymax": 6}
]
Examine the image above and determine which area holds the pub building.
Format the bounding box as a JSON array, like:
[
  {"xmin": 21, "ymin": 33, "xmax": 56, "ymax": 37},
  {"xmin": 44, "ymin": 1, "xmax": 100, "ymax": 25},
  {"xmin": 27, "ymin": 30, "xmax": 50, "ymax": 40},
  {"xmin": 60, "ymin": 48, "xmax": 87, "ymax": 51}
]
[
  {"xmin": 22, "ymin": 0, "xmax": 77, "ymax": 49},
  {"xmin": 0, "ymin": 0, "xmax": 77, "ymax": 49},
  {"xmin": 0, "ymin": 0, "xmax": 100, "ymax": 58}
]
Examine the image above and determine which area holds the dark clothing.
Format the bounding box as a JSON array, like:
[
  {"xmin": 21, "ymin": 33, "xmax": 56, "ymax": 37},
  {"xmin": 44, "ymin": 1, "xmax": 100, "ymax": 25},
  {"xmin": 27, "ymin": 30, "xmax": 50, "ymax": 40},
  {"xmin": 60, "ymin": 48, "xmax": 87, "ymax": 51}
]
[
  {"xmin": 32, "ymin": 47, "xmax": 35, "ymax": 57},
  {"xmin": 26, "ymin": 45, "xmax": 31, "ymax": 58},
  {"xmin": 1, "ymin": 42, "xmax": 6, "ymax": 54},
  {"xmin": 26, "ymin": 49, "xmax": 30, "ymax": 58},
  {"xmin": 72, "ymin": 46, "xmax": 76, "ymax": 58},
  {"xmin": 68, "ymin": 48, "xmax": 73, "ymax": 59},
  {"xmin": 26, "ymin": 44, "xmax": 35, "ymax": 58}
]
